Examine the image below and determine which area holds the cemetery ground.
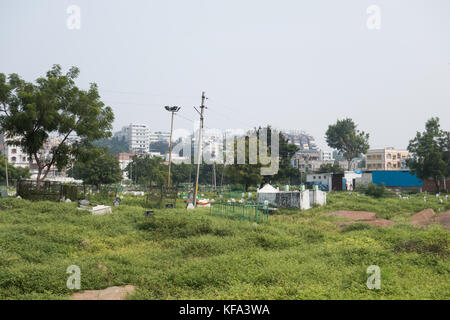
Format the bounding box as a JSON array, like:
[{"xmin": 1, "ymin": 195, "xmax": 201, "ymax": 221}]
[{"xmin": 0, "ymin": 192, "xmax": 449, "ymax": 300}]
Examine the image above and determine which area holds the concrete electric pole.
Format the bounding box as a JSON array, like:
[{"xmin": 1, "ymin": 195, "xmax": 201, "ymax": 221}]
[{"xmin": 193, "ymin": 92, "xmax": 206, "ymax": 207}]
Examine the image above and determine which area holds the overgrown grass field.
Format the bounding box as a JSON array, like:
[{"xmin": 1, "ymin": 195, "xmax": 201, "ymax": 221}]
[{"xmin": 0, "ymin": 192, "xmax": 449, "ymax": 299}]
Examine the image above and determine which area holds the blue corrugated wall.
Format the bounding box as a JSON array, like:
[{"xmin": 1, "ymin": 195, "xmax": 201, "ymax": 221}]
[{"xmin": 372, "ymin": 171, "xmax": 423, "ymax": 187}]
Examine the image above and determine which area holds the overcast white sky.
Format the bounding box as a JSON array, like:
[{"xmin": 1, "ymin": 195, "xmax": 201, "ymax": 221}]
[{"xmin": 1, "ymin": 0, "xmax": 449, "ymax": 150}]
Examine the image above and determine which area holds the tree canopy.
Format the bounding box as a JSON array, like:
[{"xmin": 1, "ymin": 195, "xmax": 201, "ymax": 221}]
[
  {"xmin": 69, "ymin": 148, "xmax": 122, "ymax": 187},
  {"xmin": 407, "ymin": 117, "xmax": 449, "ymax": 191},
  {"xmin": 0, "ymin": 65, "xmax": 114, "ymax": 187},
  {"xmin": 126, "ymin": 155, "xmax": 168, "ymax": 186},
  {"xmin": 325, "ymin": 118, "xmax": 369, "ymax": 170}
]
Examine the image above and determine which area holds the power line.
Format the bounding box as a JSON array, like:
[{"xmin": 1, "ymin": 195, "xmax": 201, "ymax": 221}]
[{"xmin": 101, "ymin": 89, "xmax": 198, "ymax": 99}]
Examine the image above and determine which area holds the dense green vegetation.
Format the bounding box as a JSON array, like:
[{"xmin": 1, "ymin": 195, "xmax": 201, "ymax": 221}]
[
  {"xmin": 0, "ymin": 155, "xmax": 30, "ymax": 182},
  {"xmin": 0, "ymin": 65, "xmax": 114, "ymax": 187},
  {"xmin": 407, "ymin": 117, "xmax": 449, "ymax": 192},
  {"xmin": 69, "ymin": 148, "xmax": 122, "ymax": 187},
  {"xmin": 93, "ymin": 136, "xmax": 129, "ymax": 155},
  {"xmin": 0, "ymin": 192, "xmax": 448, "ymax": 300}
]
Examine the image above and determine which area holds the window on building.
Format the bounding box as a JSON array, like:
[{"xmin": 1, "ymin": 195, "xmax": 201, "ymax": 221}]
[{"xmin": 12, "ymin": 149, "xmax": 17, "ymax": 154}]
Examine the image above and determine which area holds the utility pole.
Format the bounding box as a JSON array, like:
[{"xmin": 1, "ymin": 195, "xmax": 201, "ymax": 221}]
[
  {"xmin": 212, "ymin": 162, "xmax": 216, "ymax": 190},
  {"xmin": 193, "ymin": 92, "xmax": 206, "ymax": 207},
  {"xmin": 1, "ymin": 136, "xmax": 8, "ymax": 189},
  {"xmin": 165, "ymin": 106, "xmax": 181, "ymax": 188}
]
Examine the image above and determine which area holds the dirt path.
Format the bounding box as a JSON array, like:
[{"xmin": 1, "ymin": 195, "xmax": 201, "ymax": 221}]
[{"xmin": 71, "ymin": 285, "xmax": 135, "ymax": 300}]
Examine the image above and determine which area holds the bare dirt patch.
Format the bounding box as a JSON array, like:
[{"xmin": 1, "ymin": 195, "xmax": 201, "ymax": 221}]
[
  {"xmin": 325, "ymin": 211, "xmax": 394, "ymax": 228},
  {"xmin": 410, "ymin": 209, "xmax": 450, "ymax": 230},
  {"xmin": 433, "ymin": 211, "xmax": 450, "ymax": 230},
  {"xmin": 71, "ymin": 285, "xmax": 135, "ymax": 300},
  {"xmin": 411, "ymin": 209, "xmax": 435, "ymax": 227},
  {"xmin": 324, "ymin": 211, "xmax": 377, "ymax": 221}
]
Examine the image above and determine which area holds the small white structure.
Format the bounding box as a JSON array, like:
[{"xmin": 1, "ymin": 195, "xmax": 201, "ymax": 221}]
[
  {"xmin": 257, "ymin": 184, "xmax": 280, "ymax": 206},
  {"xmin": 306, "ymin": 173, "xmax": 333, "ymax": 191},
  {"xmin": 342, "ymin": 171, "xmax": 362, "ymax": 190},
  {"xmin": 78, "ymin": 205, "xmax": 112, "ymax": 215},
  {"xmin": 123, "ymin": 191, "xmax": 145, "ymax": 196}
]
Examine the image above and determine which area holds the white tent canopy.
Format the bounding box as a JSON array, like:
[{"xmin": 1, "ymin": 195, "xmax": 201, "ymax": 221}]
[{"xmin": 257, "ymin": 184, "xmax": 279, "ymax": 193}]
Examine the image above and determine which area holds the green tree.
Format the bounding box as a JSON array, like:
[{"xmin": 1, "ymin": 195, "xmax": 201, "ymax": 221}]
[
  {"xmin": 263, "ymin": 128, "xmax": 300, "ymax": 185},
  {"xmin": 0, "ymin": 155, "xmax": 31, "ymax": 182},
  {"xmin": 69, "ymin": 148, "xmax": 122, "ymax": 188},
  {"xmin": 171, "ymin": 162, "xmax": 193, "ymax": 186},
  {"xmin": 126, "ymin": 155, "xmax": 167, "ymax": 186},
  {"xmin": 407, "ymin": 117, "xmax": 449, "ymax": 192},
  {"xmin": 224, "ymin": 132, "xmax": 262, "ymax": 192},
  {"xmin": 325, "ymin": 118, "xmax": 370, "ymax": 170},
  {"xmin": 0, "ymin": 65, "xmax": 114, "ymax": 189},
  {"xmin": 316, "ymin": 162, "xmax": 344, "ymax": 174}
]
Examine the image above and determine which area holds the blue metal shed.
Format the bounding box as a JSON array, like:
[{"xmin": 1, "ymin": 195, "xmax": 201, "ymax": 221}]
[{"xmin": 372, "ymin": 171, "xmax": 423, "ymax": 187}]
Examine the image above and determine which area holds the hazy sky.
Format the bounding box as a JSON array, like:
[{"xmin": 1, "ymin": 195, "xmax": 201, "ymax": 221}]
[{"xmin": 1, "ymin": 0, "xmax": 449, "ymax": 150}]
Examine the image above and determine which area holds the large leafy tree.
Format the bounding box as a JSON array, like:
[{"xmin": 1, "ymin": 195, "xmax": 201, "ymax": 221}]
[
  {"xmin": 69, "ymin": 148, "xmax": 122, "ymax": 188},
  {"xmin": 325, "ymin": 118, "xmax": 370, "ymax": 170},
  {"xmin": 265, "ymin": 128, "xmax": 299, "ymax": 185},
  {"xmin": 126, "ymin": 155, "xmax": 167, "ymax": 186},
  {"xmin": 171, "ymin": 162, "xmax": 193, "ymax": 186},
  {"xmin": 407, "ymin": 118, "xmax": 449, "ymax": 192},
  {"xmin": 223, "ymin": 132, "xmax": 262, "ymax": 192},
  {"xmin": 0, "ymin": 65, "xmax": 114, "ymax": 188}
]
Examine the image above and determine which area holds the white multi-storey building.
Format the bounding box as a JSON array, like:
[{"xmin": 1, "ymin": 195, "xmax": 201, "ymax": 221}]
[
  {"xmin": 320, "ymin": 150, "xmax": 334, "ymax": 161},
  {"xmin": 115, "ymin": 124, "xmax": 150, "ymax": 154}
]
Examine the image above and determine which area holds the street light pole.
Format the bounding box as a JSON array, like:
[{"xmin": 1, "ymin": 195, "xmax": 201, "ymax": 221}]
[{"xmin": 165, "ymin": 106, "xmax": 181, "ymax": 188}]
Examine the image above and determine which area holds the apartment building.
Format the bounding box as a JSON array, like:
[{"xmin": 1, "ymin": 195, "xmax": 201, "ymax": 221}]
[
  {"xmin": 365, "ymin": 148, "xmax": 410, "ymax": 171},
  {"xmin": 115, "ymin": 124, "xmax": 150, "ymax": 154},
  {"xmin": 320, "ymin": 150, "xmax": 334, "ymax": 161},
  {"xmin": 0, "ymin": 133, "xmax": 62, "ymax": 176}
]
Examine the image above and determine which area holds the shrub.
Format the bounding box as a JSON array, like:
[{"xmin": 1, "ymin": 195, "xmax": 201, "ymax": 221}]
[
  {"xmin": 365, "ymin": 183, "xmax": 387, "ymax": 198},
  {"xmin": 394, "ymin": 238, "xmax": 449, "ymax": 257}
]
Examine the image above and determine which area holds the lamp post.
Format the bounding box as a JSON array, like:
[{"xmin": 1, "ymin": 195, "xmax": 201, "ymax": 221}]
[{"xmin": 165, "ymin": 106, "xmax": 181, "ymax": 188}]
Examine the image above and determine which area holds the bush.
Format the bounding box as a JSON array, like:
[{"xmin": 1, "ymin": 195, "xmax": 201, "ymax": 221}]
[
  {"xmin": 365, "ymin": 183, "xmax": 387, "ymax": 198},
  {"xmin": 230, "ymin": 184, "xmax": 244, "ymax": 191}
]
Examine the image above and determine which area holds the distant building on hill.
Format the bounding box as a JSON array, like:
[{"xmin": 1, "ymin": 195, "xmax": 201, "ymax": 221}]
[{"xmin": 114, "ymin": 124, "xmax": 150, "ymax": 154}]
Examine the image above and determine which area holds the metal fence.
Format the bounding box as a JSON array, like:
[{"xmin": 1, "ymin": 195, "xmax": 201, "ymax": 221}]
[{"xmin": 210, "ymin": 202, "xmax": 270, "ymax": 223}]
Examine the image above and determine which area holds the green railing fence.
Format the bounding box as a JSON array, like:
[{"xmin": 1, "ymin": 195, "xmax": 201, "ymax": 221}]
[{"xmin": 210, "ymin": 202, "xmax": 270, "ymax": 223}]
